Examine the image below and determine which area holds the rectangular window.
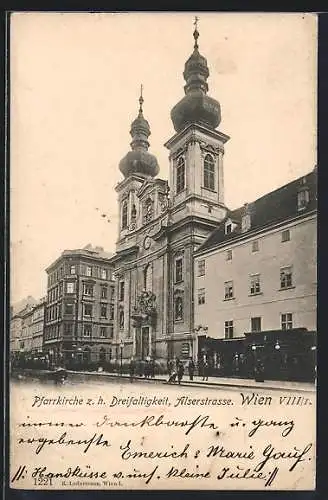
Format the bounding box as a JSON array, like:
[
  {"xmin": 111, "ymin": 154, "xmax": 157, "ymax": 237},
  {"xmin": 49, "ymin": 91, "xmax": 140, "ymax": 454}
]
[
  {"xmin": 176, "ymin": 158, "xmax": 185, "ymax": 194},
  {"xmin": 110, "ymin": 286, "xmax": 115, "ymax": 301},
  {"xmin": 280, "ymin": 267, "xmax": 293, "ymax": 289},
  {"xmin": 224, "ymin": 320, "xmax": 234, "ymax": 339},
  {"xmin": 281, "ymin": 229, "xmax": 290, "ymax": 242},
  {"xmin": 64, "ymin": 323, "xmax": 73, "ymax": 335},
  {"xmin": 109, "ymin": 304, "xmax": 114, "ymax": 320},
  {"xmin": 83, "ymin": 284, "xmax": 94, "ymax": 296},
  {"xmin": 100, "ymin": 304, "xmax": 107, "ymax": 319},
  {"xmin": 224, "ymin": 281, "xmax": 234, "ymax": 300},
  {"xmin": 250, "ymin": 274, "xmax": 261, "ymax": 295},
  {"xmin": 84, "ymin": 303, "xmax": 93, "ymax": 317},
  {"xmin": 119, "ymin": 281, "xmax": 125, "ymax": 302},
  {"xmin": 281, "ymin": 313, "xmax": 293, "ymax": 330},
  {"xmin": 175, "ymin": 258, "xmax": 183, "ymax": 283},
  {"xmin": 252, "ymin": 240, "xmax": 259, "ymax": 252},
  {"xmin": 198, "ymin": 259, "xmax": 205, "ymax": 276},
  {"xmin": 86, "ymin": 266, "xmax": 92, "ymax": 276},
  {"xmin": 109, "ymin": 325, "xmax": 114, "ymax": 338},
  {"xmin": 66, "ymin": 282, "xmax": 74, "ymax": 294},
  {"xmin": 101, "ymin": 269, "xmax": 107, "ymax": 279},
  {"xmin": 83, "ymin": 324, "xmax": 92, "ymax": 337},
  {"xmin": 226, "ymin": 249, "xmax": 232, "ymax": 261},
  {"xmin": 204, "ymin": 155, "xmax": 215, "ymax": 190},
  {"xmin": 100, "ymin": 327, "xmax": 107, "ymax": 338},
  {"xmin": 198, "ymin": 288, "xmax": 205, "ymax": 305},
  {"xmin": 64, "ymin": 303, "xmax": 74, "ymax": 315},
  {"xmin": 101, "ymin": 286, "xmax": 108, "ymax": 299},
  {"xmin": 251, "ymin": 317, "xmax": 262, "ymax": 332},
  {"xmin": 70, "ymin": 265, "xmax": 76, "ymax": 275}
]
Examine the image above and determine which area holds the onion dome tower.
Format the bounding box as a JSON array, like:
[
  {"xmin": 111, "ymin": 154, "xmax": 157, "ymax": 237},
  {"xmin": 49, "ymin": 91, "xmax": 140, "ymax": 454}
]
[
  {"xmin": 119, "ymin": 86, "xmax": 159, "ymax": 178},
  {"xmin": 171, "ymin": 18, "xmax": 221, "ymax": 132}
]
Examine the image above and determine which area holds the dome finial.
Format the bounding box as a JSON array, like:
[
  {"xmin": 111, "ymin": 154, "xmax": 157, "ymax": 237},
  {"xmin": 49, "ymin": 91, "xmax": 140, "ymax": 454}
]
[
  {"xmin": 193, "ymin": 16, "xmax": 199, "ymax": 49},
  {"xmin": 139, "ymin": 84, "xmax": 144, "ymax": 114}
]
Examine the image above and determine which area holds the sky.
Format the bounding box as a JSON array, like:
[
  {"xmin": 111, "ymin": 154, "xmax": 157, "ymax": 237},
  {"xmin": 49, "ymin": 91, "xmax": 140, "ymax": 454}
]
[{"xmin": 10, "ymin": 12, "xmax": 317, "ymax": 303}]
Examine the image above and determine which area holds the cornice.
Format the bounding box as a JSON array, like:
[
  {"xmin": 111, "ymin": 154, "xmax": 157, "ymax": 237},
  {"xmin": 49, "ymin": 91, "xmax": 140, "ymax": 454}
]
[{"xmin": 164, "ymin": 123, "xmax": 230, "ymax": 150}]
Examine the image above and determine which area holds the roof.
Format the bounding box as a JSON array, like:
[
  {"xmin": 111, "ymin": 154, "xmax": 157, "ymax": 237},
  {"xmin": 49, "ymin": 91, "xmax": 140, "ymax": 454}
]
[
  {"xmin": 46, "ymin": 245, "xmax": 114, "ymax": 272},
  {"xmin": 196, "ymin": 168, "xmax": 317, "ymax": 254}
]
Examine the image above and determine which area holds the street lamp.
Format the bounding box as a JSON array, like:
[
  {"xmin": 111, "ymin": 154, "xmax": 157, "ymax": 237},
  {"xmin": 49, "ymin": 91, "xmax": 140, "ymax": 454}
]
[
  {"xmin": 275, "ymin": 341, "xmax": 281, "ymax": 350},
  {"xmin": 119, "ymin": 340, "xmax": 124, "ymax": 376}
]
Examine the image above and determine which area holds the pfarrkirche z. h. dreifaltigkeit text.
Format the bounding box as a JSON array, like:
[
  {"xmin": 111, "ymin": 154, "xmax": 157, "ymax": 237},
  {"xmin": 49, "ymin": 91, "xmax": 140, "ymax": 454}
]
[{"xmin": 31, "ymin": 394, "xmax": 233, "ymax": 409}]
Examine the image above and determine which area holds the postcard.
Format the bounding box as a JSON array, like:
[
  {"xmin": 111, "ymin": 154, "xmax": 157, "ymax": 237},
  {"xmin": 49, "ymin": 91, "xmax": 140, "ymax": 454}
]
[{"xmin": 9, "ymin": 12, "xmax": 317, "ymax": 491}]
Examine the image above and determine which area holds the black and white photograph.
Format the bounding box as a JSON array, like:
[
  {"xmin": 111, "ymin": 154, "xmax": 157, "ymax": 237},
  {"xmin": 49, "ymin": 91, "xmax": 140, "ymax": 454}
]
[{"xmin": 9, "ymin": 12, "xmax": 317, "ymax": 490}]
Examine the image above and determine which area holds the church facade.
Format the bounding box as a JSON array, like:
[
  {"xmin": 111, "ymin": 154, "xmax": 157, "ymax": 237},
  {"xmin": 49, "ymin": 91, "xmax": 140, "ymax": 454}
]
[{"xmin": 110, "ymin": 24, "xmax": 229, "ymax": 366}]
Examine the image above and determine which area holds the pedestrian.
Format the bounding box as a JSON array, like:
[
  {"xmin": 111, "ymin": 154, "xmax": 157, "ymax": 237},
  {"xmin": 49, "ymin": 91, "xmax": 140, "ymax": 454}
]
[
  {"xmin": 177, "ymin": 360, "xmax": 184, "ymax": 385},
  {"xmin": 188, "ymin": 357, "xmax": 195, "ymax": 381},
  {"xmin": 168, "ymin": 358, "xmax": 175, "ymax": 376},
  {"xmin": 233, "ymin": 353, "xmax": 240, "ymax": 376},
  {"xmin": 129, "ymin": 357, "xmax": 136, "ymax": 382},
  {"xmin": 150, "ymin": 358, "xmax": 155, "ymax": 378},
  {"xmin": 254, "ymin": 358, "xmax": 264, "ymax": 382},
  {"xmin": 144, "ymin": 359, "xmax": 150, "ymax": 378},
  {"xmin": 202, "ymin": 360, "xmax": 209, "ymax": 381}
]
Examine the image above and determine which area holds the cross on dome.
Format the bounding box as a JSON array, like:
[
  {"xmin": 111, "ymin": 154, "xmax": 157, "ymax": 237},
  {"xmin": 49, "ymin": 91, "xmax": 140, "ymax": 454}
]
[
  {"xmin": 193, "ymin": 16, "xmax": 199, "ymax": 49},
  {"xmin": 139, "ymin": 84, "xmax": 144, "ymax": 114}
]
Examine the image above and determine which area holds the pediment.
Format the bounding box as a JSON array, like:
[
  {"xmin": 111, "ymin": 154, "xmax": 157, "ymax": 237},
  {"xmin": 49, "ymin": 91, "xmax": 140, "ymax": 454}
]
[{"xmin": 137, "ymin": 179, "xmax": 156, "ymax": 198}]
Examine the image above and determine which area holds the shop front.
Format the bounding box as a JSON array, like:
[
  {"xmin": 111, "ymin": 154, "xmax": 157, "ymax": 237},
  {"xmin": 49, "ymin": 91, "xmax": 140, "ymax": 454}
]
[{"xmin": 197, "ymin": 328, "xmax": 316, "ymax": 382}]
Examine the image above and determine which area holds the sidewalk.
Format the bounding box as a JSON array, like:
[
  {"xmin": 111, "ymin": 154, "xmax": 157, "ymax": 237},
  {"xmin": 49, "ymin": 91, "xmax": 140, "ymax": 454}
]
[{"xmin": 68, "ymin": 370, "xmax": 316, "ymax": 393}]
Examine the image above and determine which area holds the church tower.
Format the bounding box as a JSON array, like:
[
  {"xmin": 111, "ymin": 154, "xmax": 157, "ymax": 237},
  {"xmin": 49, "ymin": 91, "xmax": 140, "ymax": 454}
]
[
  {"xmin": 112, "ymin": 89, "xmax": 170, "ymax": 363},
  {"xmin": 164, "ymin": 19, "xmax": 229, "ymax": 359},
  {"xmin": 111, "ymin": 20, "xmax": 230, "ymax": 365},
  {"xmin": 165, "ymin": 19, "xmax": 229, "ymax": 226},
  {"xmin": 116, "ymin": 87, "xmax": 160, "ymax": 243}
]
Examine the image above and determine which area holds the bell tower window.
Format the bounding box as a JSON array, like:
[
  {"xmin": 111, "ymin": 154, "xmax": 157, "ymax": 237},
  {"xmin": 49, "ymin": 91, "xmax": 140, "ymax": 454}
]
[
  {"xmin": 131, "ymin": 204, "xmax": 137, "ymax": 222},
  {"xmin": 204, "ymin": 154, "xmax": 215, "ymax": 191},
  {"xmin": 121, "ymin": 201, "xmax": 128, "ymax": 229},
  {"xmin": 176, "ymin": 157, "xmax": 185, "ymax": 194}
]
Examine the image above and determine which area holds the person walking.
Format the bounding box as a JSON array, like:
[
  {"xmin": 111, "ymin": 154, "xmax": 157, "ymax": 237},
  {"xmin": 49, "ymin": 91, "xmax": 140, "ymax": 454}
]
[
  {"xmin": 188, "ymin": 358, "xmax": 195, "ymax": 381},
  {"xmin": 129, "ymin": 357, "xmax": 136, "ymax": 382},
  {"xmin": 177, "ymin": 359, "xmax": 184, "ymax": 385},
  {"xmin": 202, "ymin": 360, "xmax": 209, "ymax": 381}
]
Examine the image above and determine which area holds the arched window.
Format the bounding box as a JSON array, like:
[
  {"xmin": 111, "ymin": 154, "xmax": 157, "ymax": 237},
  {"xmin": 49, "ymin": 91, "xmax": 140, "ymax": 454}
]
[
  {"xmin": 176, "ymin": 156, "xmax": 185, "ymax": 194},
  {"xmin": 204, "ymin": 154, "xmax": 215, "ymax": 191},
  {"xmin": 121, "ymin": 201, "xmax": 128, "ymax": 229},
  {"xmin": 131, "ymin": 204, "xmax": 137, "ymax": 222},
  {"xmin": 143, "ymin": 264, "xmax": 153, "ymax": 291},
  {"xmin": 174, "ymin": 296, "xmax": 183, "ymax": 321}
]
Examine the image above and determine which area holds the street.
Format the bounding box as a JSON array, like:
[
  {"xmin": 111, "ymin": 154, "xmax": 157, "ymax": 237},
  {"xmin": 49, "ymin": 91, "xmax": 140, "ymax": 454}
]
[{"xmin": 10, "ymin": 371, "xmax": 315, "ymax": 401}]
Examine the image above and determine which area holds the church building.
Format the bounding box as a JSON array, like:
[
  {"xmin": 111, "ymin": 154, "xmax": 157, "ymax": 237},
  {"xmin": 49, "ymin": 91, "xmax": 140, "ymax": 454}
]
[{"xmin": 110, "ymin": 22, "xmax": 229, "ymax": 366}]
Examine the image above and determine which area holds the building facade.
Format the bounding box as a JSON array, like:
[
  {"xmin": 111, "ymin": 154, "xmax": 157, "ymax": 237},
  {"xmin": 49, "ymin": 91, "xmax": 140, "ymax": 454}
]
[
  {"xmin": 43, "ymin": 245, "xmax": 115, "ymax": 366},
  {"xmin": 110, "ymin": 25, "xmax": 229, "ymax": 365},
  {"xmin": 194, "ymin": 170, "xmax": 317, "ymax": 380},
  {"xmin": 31, "ymin": 298, "xmax": 46, "ymax": 353},
  {"xmin": 10, "ymin": 312, "xmax": 23, "ymax": 354},
  {"xmin": 20, "ymin": 305, "xmax": 34, "ymax": 353}
]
